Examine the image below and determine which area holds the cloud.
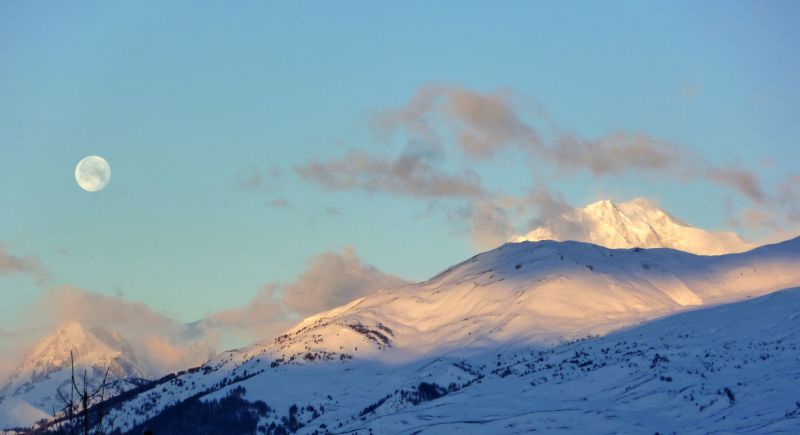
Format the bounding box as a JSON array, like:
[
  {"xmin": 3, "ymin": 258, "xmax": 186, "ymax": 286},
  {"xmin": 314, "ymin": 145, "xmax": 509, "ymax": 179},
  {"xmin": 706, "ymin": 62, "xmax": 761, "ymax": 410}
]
[
  {"xmin": 294, "ymin": 149, "xmax": 486, "ymax": 199},
  {"xmin": 0, "ymin": 244, "xmax": 50, "ymax": 283},
  {"xmin": 450, "ymin": 200, "xmax": 515, "ymax": 250},
  {"xmin": 372, "ymin": 84, "xmax": 542, "ymax": 158},
  {"xmin": 445, "ymin": 86, "xmax": 544, "ymax": 157},
  {"xmin": 778, "ymin": 175, "xmax": 800, "ymax": 221},
  {"xmin": 553, "ymin": 131, "xmax": 681, "ymax": 176},
  {"xmin": 724, "ymin": 173, "xmax": 800, "ymax": 242},
  {"xmin": 681, "ymin": 82, "xmax": 703, "ymax": 99},
  {"xmin": 235, "ymin": 166, "xmax": 282, "ymax": 192},
  {"xmin": 371, "ymin": 85, "xmax": 681, "ymax": 174},
  {"xmin": 706, "ymin": 166, "xmax": 765, "ymax": 203},
  {"xmin": 198, "ymin": 285, "xmax": 291, "ymax": 347},
  {"xmin": 265, "ymin": 198, "xmax": 290, "ymax": 209},
  {"xmin": 739, "ymin": 207, "xmax": 777, "ymax": 230},
  {"xmin": 364, "ymin": 84, "xmax": 769, "ymax": 202},
  {"xmin": 0, "ymin": 326, "xmax": 47, "ymax": 381},
  {"xmin": 371, "ymin": 85, "xmax": 445, "ymax": 154},
  {"xmin": 520, "ymin": 184, "xmax": 584, "ymax": 238},
  {"xmin": 450, "ymin": 185, "xmax": 591, "ymax": 250},
  {"xmin": 281, "ymin": 247, "xmax": 407, "ymax": 315},
  {"xmin": 198, "ymin": 247, "xmax": 408, "ymax": 347}
]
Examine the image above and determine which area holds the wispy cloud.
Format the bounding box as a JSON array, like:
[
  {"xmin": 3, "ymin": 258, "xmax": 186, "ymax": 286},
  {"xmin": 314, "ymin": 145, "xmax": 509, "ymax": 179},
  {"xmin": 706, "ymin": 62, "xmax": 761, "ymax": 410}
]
[
  {"xmin": 265, "ymin": 198, "xmax": 290, "ymax": 209},
  {"xmin": 552, "ymin": 131, "xmax": 681, "ymax": 176},
  {"xmin": 727, "ymin": 173, "xmax": 800, "ymax": 241},
  {"xmin": 367, "ymin": 84, "xmax": 768, "ymax": 199},
  {"xmin": 0, "ymin": 244, "xmax": 50, "ymax": 283},
  {"xmin": 778, "ymin": 174, "xmax": 800, "ymax": 219},
  {"xmin": 295, "ymin": 149, "xmax": 486, "ymax": 199},
  {"xmin": 371, "ymin": 84, "xmax": 542, "ymax": 158},
  {"xmin": 706, "ymin": 166, "xmax": 766, "ymax": 203},
  {"xmin": 235, "ymin": 166, "xmax": 282, "ymax": 192}
]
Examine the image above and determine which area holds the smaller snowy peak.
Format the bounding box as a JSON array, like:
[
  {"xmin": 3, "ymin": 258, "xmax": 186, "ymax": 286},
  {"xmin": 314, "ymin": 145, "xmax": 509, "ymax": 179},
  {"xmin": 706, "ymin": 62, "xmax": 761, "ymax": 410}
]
[
  {"xmin": 24, "ymin": 321, "xmax": 116, "ymax": 373},
  {"xmin": 513, "ymin": 198, "xmax": 754, "ymax": 255},
  {"xmin": 3, "ymin": 321, "xmax": 142, "ymax": 392},
  {"xmin": 0, "ymin": 322, "xmax": 147, "ymax": 430}
]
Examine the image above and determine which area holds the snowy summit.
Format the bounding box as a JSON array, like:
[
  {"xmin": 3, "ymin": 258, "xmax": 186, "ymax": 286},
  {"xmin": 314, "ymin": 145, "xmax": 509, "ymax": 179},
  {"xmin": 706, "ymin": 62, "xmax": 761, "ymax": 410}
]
[
  {"xmin": 512, "ymin": 198, "xmax": 754, "ymax": 255},
  {"xmin": 0, "ymin": 321, "xmax": 147, "ymax": 429}
]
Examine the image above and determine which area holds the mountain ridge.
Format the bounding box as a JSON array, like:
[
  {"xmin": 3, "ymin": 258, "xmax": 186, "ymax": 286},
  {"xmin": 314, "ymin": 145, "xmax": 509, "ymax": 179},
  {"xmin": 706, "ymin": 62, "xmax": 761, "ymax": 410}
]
[{"xmin": 248, "ymin": 236, "xmax": 800, "ymax": 364}]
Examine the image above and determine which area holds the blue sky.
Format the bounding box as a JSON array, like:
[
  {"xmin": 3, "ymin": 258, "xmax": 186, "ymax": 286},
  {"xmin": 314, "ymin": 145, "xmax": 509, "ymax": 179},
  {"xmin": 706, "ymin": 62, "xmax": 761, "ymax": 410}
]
[{"xmin": 2, "ymin": 1, "xmax": 799, "ymax": 330}]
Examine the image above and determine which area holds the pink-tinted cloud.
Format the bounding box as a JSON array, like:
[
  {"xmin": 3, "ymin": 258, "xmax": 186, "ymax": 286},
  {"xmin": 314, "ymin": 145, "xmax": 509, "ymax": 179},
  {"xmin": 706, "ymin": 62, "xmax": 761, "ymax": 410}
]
[
  {"xmin": 199, "ymin": 285, "xmax": 292, "ymax": 347},
  {"xmin": 199, "ymin": 247, "xmax": 408, "ymax": 347},
  {"xmin": 281, "ymin": 247, "xmax": 407, "ymax": 315}
]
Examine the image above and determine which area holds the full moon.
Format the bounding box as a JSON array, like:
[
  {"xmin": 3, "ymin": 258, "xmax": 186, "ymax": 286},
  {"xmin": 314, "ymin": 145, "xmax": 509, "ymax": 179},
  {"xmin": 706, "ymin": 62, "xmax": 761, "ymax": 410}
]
[{"xmin": 75, "ymin": 156, "xmax": 111, "ymax": 192}]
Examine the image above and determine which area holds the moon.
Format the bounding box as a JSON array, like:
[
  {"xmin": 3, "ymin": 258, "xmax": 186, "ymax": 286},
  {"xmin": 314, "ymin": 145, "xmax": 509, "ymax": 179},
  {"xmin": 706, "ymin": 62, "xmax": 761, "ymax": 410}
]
[{"xmin": 75, "ymin": 156, "xmax": 111, "ymax": 192}]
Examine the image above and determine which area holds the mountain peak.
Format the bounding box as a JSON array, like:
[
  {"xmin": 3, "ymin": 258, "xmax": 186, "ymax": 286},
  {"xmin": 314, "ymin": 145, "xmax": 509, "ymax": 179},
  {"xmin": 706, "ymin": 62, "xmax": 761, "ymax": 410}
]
[
  {"xmin": 0, "ymin": 322, "xmax": 147, "ymax": 429},
  {"xmin": 585, "ymin": 198, "xmax": 617, "ymax": 210},
  {"xmin": 513, "ymin": 198, "xmax": 753, "ymax": 255},
  {"xmin": 25, "ymin": 321, "xmax": 116, "ymax": 370}
]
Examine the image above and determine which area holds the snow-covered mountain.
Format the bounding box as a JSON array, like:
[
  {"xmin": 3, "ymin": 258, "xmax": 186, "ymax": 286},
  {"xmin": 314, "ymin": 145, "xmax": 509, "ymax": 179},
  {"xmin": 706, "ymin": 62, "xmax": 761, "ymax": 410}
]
[
  {"xmin": 234, "ymin": 236, "xmax": 799, "ymax": 366},
  {"xmin": 90, "ymin": 237, "xmax": 800, "ymax": 434},
  {"xmin": 512, "ymin": 198, "xmax": 754, "ymax": 255},
  {"xmin": 0, "ymin": 321, "xmax": 148, "ymax": 430}
]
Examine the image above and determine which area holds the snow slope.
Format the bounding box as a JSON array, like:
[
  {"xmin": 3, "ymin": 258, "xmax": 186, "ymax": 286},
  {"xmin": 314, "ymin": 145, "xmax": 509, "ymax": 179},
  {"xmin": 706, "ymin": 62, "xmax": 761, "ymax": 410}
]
[
  {"xmin": 0, "ymin": 322, "xmax": 147, "ymax": 430},
  {"xmin": 235, "ymin": 285, "xmax": 799, "ymax": 434},
  {"xmin": 95, "ymin": 237, "xmax": 800, "ymax": 434},
  {"xmin": 239, "ymin": 236, "xmax": 800, "ymax": 364},
  {"xmin": 512, "ymin": 198, "xmax": 754, "ymax": 255},
  {"xmin": 101, "ymin": 287, "xmax": 800, "ymax": 434}
]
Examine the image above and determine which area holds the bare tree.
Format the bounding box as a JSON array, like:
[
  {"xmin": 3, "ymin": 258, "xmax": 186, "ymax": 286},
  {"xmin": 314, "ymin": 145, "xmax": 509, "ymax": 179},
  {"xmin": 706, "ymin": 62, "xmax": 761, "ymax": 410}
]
[{"xmin": 55, "ymin": 350, "xmax": 110, "ymax": 435}]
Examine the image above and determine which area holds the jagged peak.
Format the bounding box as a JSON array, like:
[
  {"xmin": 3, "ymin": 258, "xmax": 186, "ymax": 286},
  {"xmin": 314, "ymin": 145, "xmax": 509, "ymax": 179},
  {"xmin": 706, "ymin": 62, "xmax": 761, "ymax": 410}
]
[
  {"xmin": 584, "ymin": 198, "xmax": 618, "ymax": 210},
  {"xmin": 2, "ymin": 322, "xmax": 145, "ymax": 399},
  {"xmin": 26, "ymin": 321, "xmax": 114, "ymax": 363},
  {"xmin": 513, "ymin": 198, "xmax": 753, "ymax": 255}
]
